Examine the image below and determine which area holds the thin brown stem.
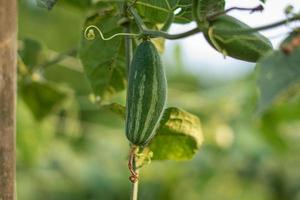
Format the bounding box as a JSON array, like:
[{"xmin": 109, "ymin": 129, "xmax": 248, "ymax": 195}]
[
  {"xmin": 122, "ymin": 3, "xmax": 133, "ymax": 74},
  {"xmin": 141, "ymin": 15, "xmax": 300, "ymax": 39},
  {"xmin": 39, "ymin": 48, "xmax": 77, "ymax": 69},
  {"xmin": 128, "ymin": 146, "xmax": 139, "ymax": 182},
  {"xmin": 207, "ymin": 5, "xmax": 264, "ymax": 21}
]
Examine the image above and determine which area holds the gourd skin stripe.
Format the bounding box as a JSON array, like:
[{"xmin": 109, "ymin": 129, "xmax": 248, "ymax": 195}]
[
  {"xmin": 208, "ymin": 27, "xmax": 228, "ymax": 57},
  {"xmin": 125, "ymin": 41, "xmax": 167, "ymax": 146}
]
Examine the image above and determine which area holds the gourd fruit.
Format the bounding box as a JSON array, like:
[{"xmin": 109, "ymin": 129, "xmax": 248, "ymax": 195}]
[
  {"xmin": 125, "ymin": 40, "xmax": 167, "ymax": 146},
  {"xmin": 204, "ymin": 15, "xmax": 273, "ymax": 62}
]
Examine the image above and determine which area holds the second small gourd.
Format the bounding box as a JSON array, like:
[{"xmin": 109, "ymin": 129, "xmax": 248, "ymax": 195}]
[{"xmin": 204, "ymin": 15, "xmax": 273, "ymax": 62}]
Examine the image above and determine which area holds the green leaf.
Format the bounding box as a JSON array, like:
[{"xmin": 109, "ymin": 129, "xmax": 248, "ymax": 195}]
[
  {"xmin": 79, "ymin": 7, "xmax": 127, "ymax": 101},
  {"xmin": 36, "ymin": 0, "xmax": 57, "ymax": 10},
  {"xmin": 280, "ymin": 29, "xmax": 300, "ymax": 49},
  {"xmin": 259, "ymin": 112, "xmax": 288, "ymax": 150},
  {"xmin": 36, "ymin": 0, "xmax": 93, "ymax": 10},
  {"xmin": 256, "ymin": 47, "xmax": 300, "ymax": 114},
  {"xmin": 258, "ymin": 95, "xmax": 300, "ymax": 150},
  {"xmin": 134, "ymin": 0, "xmax": 179, "ymax": 24},
  {"xmin": 149, "ymin": 107, "xmax": 204, "ymax": 160},
  {"xmin": 174, "ymin": 0, "xmax": 225, "ymax": 24},
  {"xmin": 62, "ymin": 0, "xmax": 93, "ymax": 8},
  {"xmin": 133, "ymin": 0, "xmax": 193, "ymax": 24},
  {"xmin": 173, "ymin": 0, "xmax": 194, "ymax": 24},
  {"xmin": 19, "ymin": 80, "xmax": 67, "ymax": 120},
  {"xmin": 198, "ymin": 0, "xmax": 225, "ymax": 22},
  {"xmin": 19, "ymin": 38, "xmax": 45, "ymax": 71},
  {"xmin": 43, "ymin": 64, "xmax": 91, "ymax": 95},
  {"xmin": 105, "ymin": 104, "xmax": 204, "ymax": 160}
]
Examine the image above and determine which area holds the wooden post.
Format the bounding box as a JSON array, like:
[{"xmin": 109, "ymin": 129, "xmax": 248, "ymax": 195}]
[{"xmin": 0, "ymin": 0, "xmax": 17, "ymax": 199}]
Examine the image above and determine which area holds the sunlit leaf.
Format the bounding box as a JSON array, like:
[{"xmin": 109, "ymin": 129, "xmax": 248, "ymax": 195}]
[
  {"xmin": 105, "ymin": 104, "xmax": 204, "ymax": 160},
  {"xmin": 149, "ymin": 107, "xmax": 204, "ymax": 160},
  {"xmin": 152, "ymin": 38, "xmax": 165, "ymax": 53}
]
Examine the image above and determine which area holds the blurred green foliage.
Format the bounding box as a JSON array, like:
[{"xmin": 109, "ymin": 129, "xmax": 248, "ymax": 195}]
[{"xmin": 17, "ymin": 1, "xmax": 300, "ymax": 200}]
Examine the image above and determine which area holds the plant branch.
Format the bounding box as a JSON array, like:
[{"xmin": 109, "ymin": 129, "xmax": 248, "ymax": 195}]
[
  {"xmin": 207, "ymin": 5, "xmax": 264, "ymax": 21},
  {"xmin": 140, "ymin": 15, "xmax": 300, "ymax": 39},
  {"xmin": 125, "ymin": 3, "xmax": 300, "ymax": 40},
  {"xmin": 213, "ymin": 15, "xmax": 300, "ymax": 35},
  {"xmin": 143, "ymin": 28, "xmax": 200, "ymax": 40},
  {"xmin": 128, "ymin": 6, "xmax": 147, "ymax": 32},
  {"xmin": 123, "ymin": 3, "xmax": 133, "ymax": 74},
  {"xmin": 39, "ymin": 48, "xmax": 77, "ymax": 69},
  {"xmin": 192, "ymin": 0, "xmax": 204, "ymax": 28},
  {"xmin": 161, "ymin": 12, "xmax": 175, "ymax": 32}
]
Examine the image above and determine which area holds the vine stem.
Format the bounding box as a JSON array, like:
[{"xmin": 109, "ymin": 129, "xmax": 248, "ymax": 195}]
[
  {"xmin": 143, "ymin": 15, "xmax": 300, "ymax": 39},
  {"xmin": 128, "ymin": 6, "xmax": 147, "ymax": 32},
  {"xmin": 161, "ymin": 12, "xmax": 175, "ymax": 32},
  {"xmin": 212, "ymin": 16, "xmax": 300, "ymax": 35},
  {"xmin": 192, "ymin": 0, "xmax": 203, "ymax": 28},
  {"xmin": 85, "ymin": 8, "xmax": 300, "ymax": 41},
  {"xmin": 127, "ymin": 5, "xmax": 300, "ymax": 39},
  {"xmin": 123, "ymin": 3, "xmax": 133, "ymax": 74},
  {"xmin": 39, "ymin": 48, "xmax": 77, "ymax": 69}
]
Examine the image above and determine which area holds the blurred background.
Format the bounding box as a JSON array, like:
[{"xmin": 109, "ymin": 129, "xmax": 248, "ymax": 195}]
[{"xmin": 17, "ymin": 0, "xmax": 300, "ymax": 199}]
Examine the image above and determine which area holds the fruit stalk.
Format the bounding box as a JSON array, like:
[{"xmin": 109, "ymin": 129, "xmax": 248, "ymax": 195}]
[{"xmin": 129, "ymin": 146, "xmax": 139, "ymax": 200}]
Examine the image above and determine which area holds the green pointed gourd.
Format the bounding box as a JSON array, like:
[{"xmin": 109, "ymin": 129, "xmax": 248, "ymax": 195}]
[
  {"xmin": 204, "ymin": 15, "xmax": 273, "ymax": 62},
  {"xmin": 125, "ymin": 40, "xmax": 167, "ymax": 146}
]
